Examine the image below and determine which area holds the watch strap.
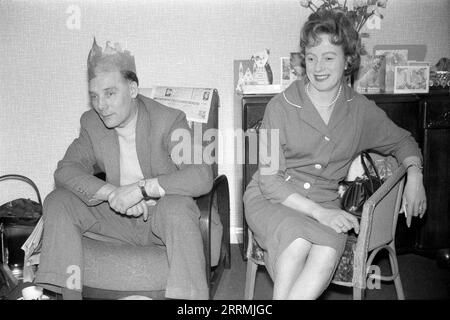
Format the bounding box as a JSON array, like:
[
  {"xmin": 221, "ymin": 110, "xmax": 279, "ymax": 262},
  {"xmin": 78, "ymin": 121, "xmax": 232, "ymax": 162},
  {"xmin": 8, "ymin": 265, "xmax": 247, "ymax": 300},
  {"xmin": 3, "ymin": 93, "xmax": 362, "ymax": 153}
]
[
  {"xmin": 406, "ymin": 163, "xmax": 423, "ymax": 172},
  {"xmin": 139, "ymin": 180, "xmax": 150, "ymax": 200}
]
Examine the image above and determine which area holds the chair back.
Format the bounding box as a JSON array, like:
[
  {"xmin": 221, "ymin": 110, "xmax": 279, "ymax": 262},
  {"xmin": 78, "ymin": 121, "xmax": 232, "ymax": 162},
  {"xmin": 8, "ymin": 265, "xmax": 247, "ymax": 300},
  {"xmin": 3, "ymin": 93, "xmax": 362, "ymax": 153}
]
[
  {"xmin": 140, "ymin": 86, "xmax": 220, "ymax": 178},
  {"xmin": 357, "ymin": 154, "xmax": 406, "ymax": 253}
]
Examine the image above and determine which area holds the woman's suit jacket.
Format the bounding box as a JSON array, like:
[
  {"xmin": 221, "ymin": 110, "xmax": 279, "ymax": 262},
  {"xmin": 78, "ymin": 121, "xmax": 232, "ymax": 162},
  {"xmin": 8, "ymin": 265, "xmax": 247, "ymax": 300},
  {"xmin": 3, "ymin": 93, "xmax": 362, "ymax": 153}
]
[{"xmin": 246, "ymin": 79, "xmax": 421, "ymax": 206}]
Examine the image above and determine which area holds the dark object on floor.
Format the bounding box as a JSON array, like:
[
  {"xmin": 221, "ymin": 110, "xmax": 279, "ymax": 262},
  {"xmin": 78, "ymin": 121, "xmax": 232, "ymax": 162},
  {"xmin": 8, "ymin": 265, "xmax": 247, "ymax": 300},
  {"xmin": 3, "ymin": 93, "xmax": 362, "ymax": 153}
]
[
  {"xmin": 0, "ymin": 266, "xmax": 17, "ymax": 299},
  {"xmin": 0, "ymin": 198, "xmax": 42, "ymax": 225},
  {"xmin": 3, "ymin": 281, "xmax": 34, "ymax": 300},
  {"xmin": 436, "ymin": 249, "xmax": 450, "ymax": 269},
  {"xmin": 0, "ymin": 175, "xmax": 43, "ymax": 299}
]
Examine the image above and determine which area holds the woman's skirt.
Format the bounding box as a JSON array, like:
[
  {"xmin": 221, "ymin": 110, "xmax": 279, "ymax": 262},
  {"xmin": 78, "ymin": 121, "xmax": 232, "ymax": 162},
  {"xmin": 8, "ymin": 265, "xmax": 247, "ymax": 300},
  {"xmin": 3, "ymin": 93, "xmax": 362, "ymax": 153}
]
[{"xmin": 243, "ymin": 184, "xmax": 347, "ymax": 279}]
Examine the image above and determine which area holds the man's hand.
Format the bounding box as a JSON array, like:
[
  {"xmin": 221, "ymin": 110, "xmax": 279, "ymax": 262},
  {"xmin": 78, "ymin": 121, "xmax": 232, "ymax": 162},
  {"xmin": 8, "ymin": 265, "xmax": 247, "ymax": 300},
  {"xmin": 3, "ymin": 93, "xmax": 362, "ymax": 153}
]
[
  {"xmin": 313, "ymin": 207, "xmax": 360, "ymax": 234},
  {"xmin": 402, "ymin": 167, "xmax": 427, "ymax": 228},
  {"xmin": 93, "ymin": 183, "xmax": 117, "ymax": 202},
  {"xmin": 124, "ymin": 200, "xmax": 156, "ymax": 221},
  {"xmin": 145, "ymin": 178, "xmax": 165, "ymax": 198},
  {"xmin": 108, "ymin": 182, "xmax": 142, "ymax": 214}
]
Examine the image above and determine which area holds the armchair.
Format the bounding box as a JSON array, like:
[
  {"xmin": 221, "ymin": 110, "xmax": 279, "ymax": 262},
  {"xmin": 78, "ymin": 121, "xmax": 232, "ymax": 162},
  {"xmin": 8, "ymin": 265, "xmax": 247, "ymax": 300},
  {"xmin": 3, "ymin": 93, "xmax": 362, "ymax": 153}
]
[
  {"xmin": 81, "ymin": 87, "xmax": 230, "ymax": 299},
  {"xmin": 82, "ymin": 174, "xmax": 230, "ymax": 300},
  {"xmin": 16, "ymin": 87, "xmax": 230, "ymax": 300}
]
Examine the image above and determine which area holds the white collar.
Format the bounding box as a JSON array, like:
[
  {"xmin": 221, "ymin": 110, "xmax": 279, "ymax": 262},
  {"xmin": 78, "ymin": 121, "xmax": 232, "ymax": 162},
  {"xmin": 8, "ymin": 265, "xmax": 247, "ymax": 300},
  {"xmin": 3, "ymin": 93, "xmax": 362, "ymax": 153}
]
[{"xmin": 115, "ymin": 108, "xmax": 138, "ymax": 138}]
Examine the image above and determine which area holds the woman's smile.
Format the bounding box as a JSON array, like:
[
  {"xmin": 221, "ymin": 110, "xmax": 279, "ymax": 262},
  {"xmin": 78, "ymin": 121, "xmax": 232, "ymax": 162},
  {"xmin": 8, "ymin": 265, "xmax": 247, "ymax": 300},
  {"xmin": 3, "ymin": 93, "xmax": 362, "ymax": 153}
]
[{"xmin": 313, "ymin": 74, "xmax": 330, "ymax": 82}]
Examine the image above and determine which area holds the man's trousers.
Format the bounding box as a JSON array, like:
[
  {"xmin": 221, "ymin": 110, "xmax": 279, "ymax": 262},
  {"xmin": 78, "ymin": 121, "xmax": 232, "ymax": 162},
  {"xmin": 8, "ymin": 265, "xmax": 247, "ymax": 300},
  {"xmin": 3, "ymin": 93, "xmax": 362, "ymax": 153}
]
[{"xmin": 35, "ymin": 188, "xmax": 208, "ymax": 299}]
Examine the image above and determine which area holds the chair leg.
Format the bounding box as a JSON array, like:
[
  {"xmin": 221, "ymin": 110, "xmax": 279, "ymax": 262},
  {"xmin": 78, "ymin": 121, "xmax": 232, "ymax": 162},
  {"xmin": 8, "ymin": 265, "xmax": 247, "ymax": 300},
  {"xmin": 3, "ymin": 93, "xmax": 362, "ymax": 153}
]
[
  {"xmin": 353, "ymin": 287, "xmax": 364, "ymax": 300},
  {"xmin": 222, "ymin": 230, "xmax": 231, "ymax": 270},
  {"xmin": 224, "ymin": 243, "xmax": 231, "ymax": 269},
  {"xmin": 388, "ymin": 245, "xmax": 405, "ymax": 300},
  {"xmin": 244, "ymin": 260, "xmax": 258, "ymax": 300}
]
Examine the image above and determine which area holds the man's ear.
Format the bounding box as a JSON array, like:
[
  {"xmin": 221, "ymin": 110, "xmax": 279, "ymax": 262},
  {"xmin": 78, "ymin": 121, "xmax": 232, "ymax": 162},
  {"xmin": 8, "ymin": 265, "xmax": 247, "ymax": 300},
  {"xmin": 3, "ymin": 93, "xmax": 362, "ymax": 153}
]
[{"xmin": 129, "ymin": 81, "xmax": 138, "ymax": 98}]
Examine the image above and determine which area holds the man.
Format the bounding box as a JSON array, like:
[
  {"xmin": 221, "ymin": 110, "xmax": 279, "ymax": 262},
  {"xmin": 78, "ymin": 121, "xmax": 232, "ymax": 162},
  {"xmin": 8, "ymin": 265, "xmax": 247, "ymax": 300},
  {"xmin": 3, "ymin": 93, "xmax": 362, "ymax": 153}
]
[{"xmin": 35, "ymin": 39, "xmax": 213, "ymax": 300}]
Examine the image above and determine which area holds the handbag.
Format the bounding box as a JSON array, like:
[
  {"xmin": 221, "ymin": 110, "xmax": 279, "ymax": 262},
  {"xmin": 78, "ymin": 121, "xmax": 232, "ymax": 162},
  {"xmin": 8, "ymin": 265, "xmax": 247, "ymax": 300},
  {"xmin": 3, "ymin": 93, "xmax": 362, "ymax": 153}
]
[{"xmin": 340, "ymin": 151, "xmax": 383, "ymax": 218}]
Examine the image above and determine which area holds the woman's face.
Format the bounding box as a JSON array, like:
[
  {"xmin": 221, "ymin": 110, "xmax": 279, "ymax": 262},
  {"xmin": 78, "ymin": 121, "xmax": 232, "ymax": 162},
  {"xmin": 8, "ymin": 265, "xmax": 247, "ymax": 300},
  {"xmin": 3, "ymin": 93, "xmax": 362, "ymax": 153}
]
[{"xmin": 305, "ymin": 33, "xmax": 346, "ymax": 93}]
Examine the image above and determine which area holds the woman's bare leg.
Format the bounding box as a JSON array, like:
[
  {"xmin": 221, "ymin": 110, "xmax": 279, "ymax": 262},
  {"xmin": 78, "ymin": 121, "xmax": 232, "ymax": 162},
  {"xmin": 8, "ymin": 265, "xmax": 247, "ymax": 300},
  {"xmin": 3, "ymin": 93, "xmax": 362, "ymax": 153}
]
[
  {"xmin": 273, "ymin": 238, "xmax": 312, "ymax": 300},
  {"xmin": 287, "ymin": 244, "xmax": 337, "ymax": 300}
]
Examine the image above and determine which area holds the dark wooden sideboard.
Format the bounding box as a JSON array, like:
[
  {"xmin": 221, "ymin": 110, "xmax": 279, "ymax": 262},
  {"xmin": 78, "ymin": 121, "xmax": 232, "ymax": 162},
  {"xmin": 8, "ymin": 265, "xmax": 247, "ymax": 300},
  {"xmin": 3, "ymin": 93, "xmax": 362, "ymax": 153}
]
[{"xmin": 240, "ymin": 90, "xmax": 450, "ymax": 262}]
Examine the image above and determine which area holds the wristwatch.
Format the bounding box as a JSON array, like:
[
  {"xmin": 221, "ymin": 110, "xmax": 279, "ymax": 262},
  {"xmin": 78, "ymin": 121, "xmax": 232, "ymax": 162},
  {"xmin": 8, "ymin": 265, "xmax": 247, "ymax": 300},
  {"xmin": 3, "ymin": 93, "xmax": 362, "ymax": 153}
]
[
  {"xmin": 406, "ymin": 163, "xmax": 423, "ymax": 172},
  {"xmin": 138, "ymin": 179, "xmax": 150, "ymax": 200}
]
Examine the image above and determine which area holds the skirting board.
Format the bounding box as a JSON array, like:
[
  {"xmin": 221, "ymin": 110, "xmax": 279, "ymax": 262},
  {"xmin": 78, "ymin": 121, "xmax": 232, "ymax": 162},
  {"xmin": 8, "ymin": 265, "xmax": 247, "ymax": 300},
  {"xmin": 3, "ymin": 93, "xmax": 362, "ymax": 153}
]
[{"xmin": 230, "ymin": 227, "xmax": 243, "ymax": 244}]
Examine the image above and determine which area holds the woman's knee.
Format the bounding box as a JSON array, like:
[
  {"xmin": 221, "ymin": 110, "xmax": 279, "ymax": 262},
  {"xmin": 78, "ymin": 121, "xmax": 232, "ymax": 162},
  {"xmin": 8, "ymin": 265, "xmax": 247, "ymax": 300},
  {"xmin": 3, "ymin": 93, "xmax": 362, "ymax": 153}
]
[
  {"xmin": 309, "ymin": 245, "xmax": 339, "ymax": 272},
  {"xmin": 286, "ymin": 238, "xmax": 312, "ymax": 253},
  {"xmin": 278, "ymin": 238, "xmax": 312, "ymax": 263}
]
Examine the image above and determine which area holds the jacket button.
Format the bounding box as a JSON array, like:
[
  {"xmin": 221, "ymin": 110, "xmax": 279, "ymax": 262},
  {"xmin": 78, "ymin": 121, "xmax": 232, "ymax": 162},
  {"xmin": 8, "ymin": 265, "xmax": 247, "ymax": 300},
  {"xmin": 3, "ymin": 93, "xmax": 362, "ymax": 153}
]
[
  {"xmin": 303, "ymin": 182, "xmax": 311, "ymax": 189},
  {"xmin": 314, "ymin": 164, "xmax": 322, "ymax": 169}
]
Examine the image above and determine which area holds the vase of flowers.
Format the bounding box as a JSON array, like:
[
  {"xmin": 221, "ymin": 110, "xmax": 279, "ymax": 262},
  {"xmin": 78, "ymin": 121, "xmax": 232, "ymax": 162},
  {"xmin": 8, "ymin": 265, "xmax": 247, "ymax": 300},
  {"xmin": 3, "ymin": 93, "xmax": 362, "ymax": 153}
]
[{"xmin": 300, "ymin": 0, "xmax": 388, "ymax": 37}]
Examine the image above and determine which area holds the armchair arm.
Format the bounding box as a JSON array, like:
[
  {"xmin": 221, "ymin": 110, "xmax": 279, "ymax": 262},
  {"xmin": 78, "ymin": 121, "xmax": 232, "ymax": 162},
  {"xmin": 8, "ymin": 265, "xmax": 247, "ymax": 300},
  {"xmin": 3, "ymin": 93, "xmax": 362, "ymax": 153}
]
[
  {"xmin": 362, "ymin": 164, "xmax": 407, "ymax": 249},
  {"xmin": 365, "ymin": 165, "xmax": 407, "ymax": 210},
  {"xmin": 196, "ymin": 174, "xmax": 230, "ymax": 298}
]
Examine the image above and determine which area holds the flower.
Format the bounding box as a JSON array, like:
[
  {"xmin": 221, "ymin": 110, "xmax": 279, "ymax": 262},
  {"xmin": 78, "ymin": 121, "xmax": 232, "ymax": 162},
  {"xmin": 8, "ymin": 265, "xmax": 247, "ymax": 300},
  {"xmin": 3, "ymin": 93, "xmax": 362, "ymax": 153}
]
[
  {"xmin": 377, "ymin": 0, "xmax": 387, "ymax": 8},
  {"xmin": 300, "ymin": 0, "xmax": 312, "ymax": 7},
  {"xmin": 300, "ymin": 0, "xmax": 388, "ymax": 33},
  {"xmin": 353, "ymin": 0, "xmax": 368, "ymax": 8}
]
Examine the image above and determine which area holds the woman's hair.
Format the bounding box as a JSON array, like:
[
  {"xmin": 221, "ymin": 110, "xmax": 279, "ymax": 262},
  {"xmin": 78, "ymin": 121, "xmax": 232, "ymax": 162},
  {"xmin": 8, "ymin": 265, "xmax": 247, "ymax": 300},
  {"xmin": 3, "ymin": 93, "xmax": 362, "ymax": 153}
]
[{"xmin": 299, "ymin": 9, "xmax": 364, "ymax": 77}]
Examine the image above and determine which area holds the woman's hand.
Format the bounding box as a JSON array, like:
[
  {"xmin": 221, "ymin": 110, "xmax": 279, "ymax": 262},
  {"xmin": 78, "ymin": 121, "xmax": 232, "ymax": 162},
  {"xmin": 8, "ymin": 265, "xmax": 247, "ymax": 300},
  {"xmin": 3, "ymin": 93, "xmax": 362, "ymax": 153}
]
[
  {"xmin": 402, "ymin": 167, "xmax": 427, "ymax": 227},
  {"xmin": 312, "ymin": 207, "xmax": 360, "ymax": 234},
  {"xmin": 282, "ymin": 193, "xmax": 359, "ymax": 234}
]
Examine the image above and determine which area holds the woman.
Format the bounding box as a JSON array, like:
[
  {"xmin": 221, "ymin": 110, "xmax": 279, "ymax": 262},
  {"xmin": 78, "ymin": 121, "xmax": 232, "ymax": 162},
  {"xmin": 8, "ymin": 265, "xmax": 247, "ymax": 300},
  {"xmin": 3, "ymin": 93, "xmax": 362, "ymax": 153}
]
[{"xmin": 243, "ymin": 9, "xmax": 426, "ymax": 300}]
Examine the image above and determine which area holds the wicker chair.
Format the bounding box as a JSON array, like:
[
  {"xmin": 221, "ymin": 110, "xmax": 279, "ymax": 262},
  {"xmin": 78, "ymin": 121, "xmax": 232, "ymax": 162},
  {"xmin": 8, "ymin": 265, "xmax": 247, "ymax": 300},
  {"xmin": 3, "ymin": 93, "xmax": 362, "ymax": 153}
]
[{"xmin": 244, "ymin": 154, "xmax": 407, "ymax": 300}]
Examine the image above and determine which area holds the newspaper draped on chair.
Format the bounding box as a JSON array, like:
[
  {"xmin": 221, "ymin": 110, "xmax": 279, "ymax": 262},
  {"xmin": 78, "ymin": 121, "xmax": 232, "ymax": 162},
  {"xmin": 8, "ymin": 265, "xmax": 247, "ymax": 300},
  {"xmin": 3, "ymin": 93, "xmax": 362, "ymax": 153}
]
[
  {"xmin": 150, "ymin": 86, "xmax": 214, "ymax": 124},
  {"xmin": 21, "ymin": 217, "xmax": 43, "ymax": 283}
]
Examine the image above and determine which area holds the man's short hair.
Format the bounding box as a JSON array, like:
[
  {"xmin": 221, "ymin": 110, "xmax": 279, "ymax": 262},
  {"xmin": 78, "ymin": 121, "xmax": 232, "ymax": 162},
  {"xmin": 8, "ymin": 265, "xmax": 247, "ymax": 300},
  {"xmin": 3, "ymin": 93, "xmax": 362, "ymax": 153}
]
[{"xmin": 121, "ymin": 70, "xmax": 139, "ymax": 86}]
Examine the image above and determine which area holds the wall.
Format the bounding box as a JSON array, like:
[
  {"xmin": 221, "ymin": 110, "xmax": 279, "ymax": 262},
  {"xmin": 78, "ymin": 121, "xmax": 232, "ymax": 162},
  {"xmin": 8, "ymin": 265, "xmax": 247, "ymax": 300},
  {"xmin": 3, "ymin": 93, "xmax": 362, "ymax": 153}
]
[{"xmin": 1, "ymin": 0, "xmax": 449, "ymax": 243}]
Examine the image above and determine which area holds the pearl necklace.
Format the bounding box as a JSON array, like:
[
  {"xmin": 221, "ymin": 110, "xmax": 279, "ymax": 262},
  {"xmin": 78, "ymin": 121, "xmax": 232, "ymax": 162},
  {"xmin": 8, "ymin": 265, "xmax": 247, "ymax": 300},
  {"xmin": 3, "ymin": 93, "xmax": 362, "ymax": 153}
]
[{"xmin": 306, "ymin": 82, "xmax": 342, "ymax": 109}]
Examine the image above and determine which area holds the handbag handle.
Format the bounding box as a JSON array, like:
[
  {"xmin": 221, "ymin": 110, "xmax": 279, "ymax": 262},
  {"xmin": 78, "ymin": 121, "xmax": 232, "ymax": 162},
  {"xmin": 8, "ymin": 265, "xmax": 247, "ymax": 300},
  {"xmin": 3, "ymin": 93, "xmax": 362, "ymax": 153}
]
[
  {"xmin": 0, "ymin": 174, "xmax": 42, "ymax": 206},
  {"xmin": 360, "ymin": 151, "xmax": 382, "ymax": 190}
]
